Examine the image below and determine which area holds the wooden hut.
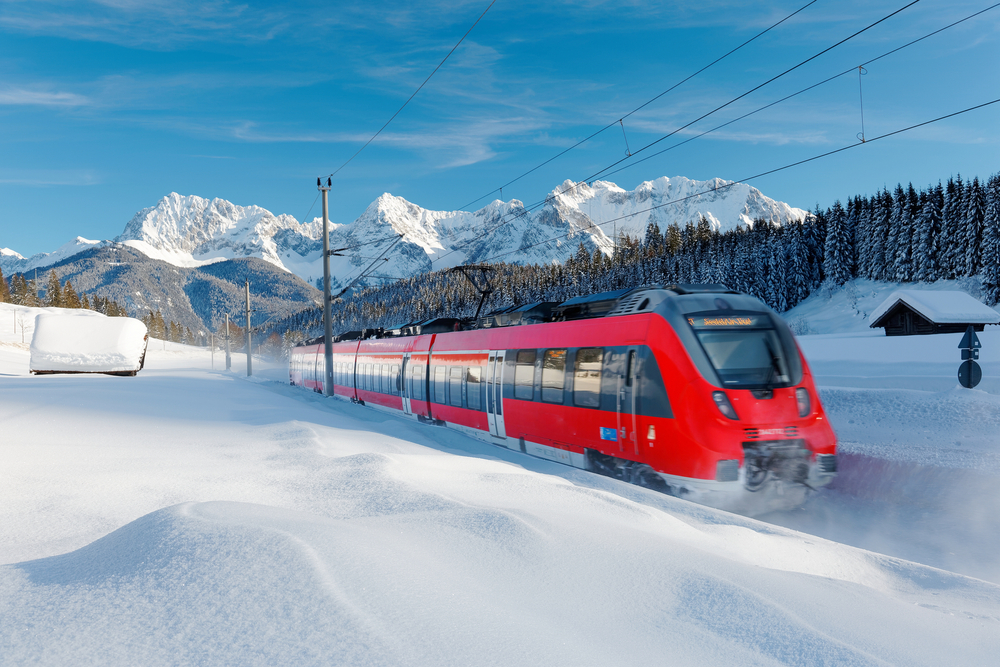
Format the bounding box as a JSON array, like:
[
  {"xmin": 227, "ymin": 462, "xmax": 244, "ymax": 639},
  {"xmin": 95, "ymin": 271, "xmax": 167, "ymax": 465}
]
[{"xmin": 869, "ymin": 290, "xmax": 999, "ymax": 336}]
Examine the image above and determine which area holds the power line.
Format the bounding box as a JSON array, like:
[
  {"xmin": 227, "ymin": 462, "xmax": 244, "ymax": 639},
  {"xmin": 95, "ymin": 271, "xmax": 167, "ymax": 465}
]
[
  {"xmin": 474, "ymin": 97, "xmax": 1000, "ymax": 264},
  {"xmin": 312, "ymin": 0, "xmax": 915, "ymax": 273},
  {"xmin": 571, "ymin": 0, "xmax": 922, "ymax": 188},
  {"xmin": 300, "ymin": 1, "xmax": 496, "ymax": 264},
  {"xmin": 429, "ymin": 0, "xmax": 939, "ymax": 268},
  {"xmin": 324, "ymin": 0, "xmax": 497, "ymax": 181},
  {"xmin": 593, "ymin": 1, "xmax": 1000, "ymax": 184},
  {"xmin": 456, "ymin": 0, "xmax": 824, "ymax": 211}
]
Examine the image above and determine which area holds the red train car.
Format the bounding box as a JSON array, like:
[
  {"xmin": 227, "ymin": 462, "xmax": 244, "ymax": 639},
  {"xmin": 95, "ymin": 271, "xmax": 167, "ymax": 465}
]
[{"xmin": 289, "ymin": 285, "xmax": 837, "ymax": 514}]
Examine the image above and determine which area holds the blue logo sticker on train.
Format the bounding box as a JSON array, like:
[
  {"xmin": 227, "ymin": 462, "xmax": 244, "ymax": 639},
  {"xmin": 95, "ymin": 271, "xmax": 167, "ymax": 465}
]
[{"xmin": 599, "ymin": 427, "xmax": 618, "ymax": 442}]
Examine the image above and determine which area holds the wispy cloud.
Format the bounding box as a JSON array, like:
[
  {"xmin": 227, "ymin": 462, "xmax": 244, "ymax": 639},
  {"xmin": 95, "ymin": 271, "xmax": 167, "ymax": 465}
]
[
  {"xmin": 0, "ymin": 0, "xmax": 273, "ymax": 48},
  {"xmin": 0, "ymin": 86, "xmax": 90, "ymax": 106},
  {"xmin": 0, "ymin": 169, "xmax": 100, "ymax": 186}
]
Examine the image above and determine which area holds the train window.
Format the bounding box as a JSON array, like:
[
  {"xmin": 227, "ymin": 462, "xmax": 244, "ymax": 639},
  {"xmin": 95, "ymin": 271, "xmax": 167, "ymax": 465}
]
[
  {"xmin": 391, "ymin": 365, "xmax": 400, "ymax": 395},
  {"xmin": 542, "ymin": 349, "xmax": 567, "ymax": 403},
  {"xmin": 410, "ymin": 364, "xmax": 424, "ymax": 400},
  {"xmin": 574, "ymin": 348, "xmax": 603, "ymax": 408},
  {"xmin": 366, "ymin": 363, "xmax": 373, "ymax": 391},
  {"xmin": 434, "ymin": 366, "xmax": 447, "ymax": 404},
  {"xmin": 625, "ymin": 350, "xmax": 636, "ymax": 387},
  {"xmin": 514, "ymin": 350, "xmax": 536, "ymax": 400},
  {"xmin": 449, "ymin": 367, "xmax": 463, "ymax": 407},
  {"xmin": 379, "ymin": 364, "xmax": 387, "ymax": 394},
  {"xmin": 466, "ymin": 367, "xmax": 482, "ymax": 410}
]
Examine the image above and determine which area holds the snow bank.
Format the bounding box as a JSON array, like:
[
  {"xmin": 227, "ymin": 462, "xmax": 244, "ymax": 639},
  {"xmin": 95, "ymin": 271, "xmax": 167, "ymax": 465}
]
[{"xmin": 29, "ymin": 313, "xmax": 148, "ymax": 374}]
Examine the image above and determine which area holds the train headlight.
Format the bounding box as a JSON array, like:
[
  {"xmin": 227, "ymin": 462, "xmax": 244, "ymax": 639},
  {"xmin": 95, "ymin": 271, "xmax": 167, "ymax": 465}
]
[
  {"xmin": 795, "ymin": 387, "xmax": 811, "ymax": 417},
  {"xmin": 712, "ymin": 391, "xmax": 739, "ymax": 420}
]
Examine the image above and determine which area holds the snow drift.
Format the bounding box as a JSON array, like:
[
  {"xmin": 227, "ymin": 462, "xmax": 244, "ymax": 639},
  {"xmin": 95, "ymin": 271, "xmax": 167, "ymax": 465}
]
[{"xmin": 29, "ymin": 313, "xmax": 149, "ymax": 375}]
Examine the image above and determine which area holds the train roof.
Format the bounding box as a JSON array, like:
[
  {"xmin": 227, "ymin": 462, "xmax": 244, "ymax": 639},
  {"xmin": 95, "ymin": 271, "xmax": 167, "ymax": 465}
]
[{"xmin": 310, "ymin": 284, "xmax": 759, "ymax": 343}]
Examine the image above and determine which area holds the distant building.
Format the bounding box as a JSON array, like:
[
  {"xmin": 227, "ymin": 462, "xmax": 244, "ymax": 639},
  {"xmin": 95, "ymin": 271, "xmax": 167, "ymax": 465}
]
[{"xmin": 869, "ymin": 290, "xmax": 1000, "ymax": 336}]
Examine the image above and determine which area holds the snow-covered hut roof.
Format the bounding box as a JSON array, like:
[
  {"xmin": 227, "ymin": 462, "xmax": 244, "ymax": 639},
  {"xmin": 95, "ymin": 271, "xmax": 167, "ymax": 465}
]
[
  {"xmin": 869, "ymin": 290, "xmax": 1000, "ymax": 327},
  {"xmin": 30, "ymin": 313, "xmax": 149, "ymax": 374}
]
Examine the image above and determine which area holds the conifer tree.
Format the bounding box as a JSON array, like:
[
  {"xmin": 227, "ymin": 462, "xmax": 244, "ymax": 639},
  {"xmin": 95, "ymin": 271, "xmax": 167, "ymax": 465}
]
[
  {"xmin": 23, "ymin": 276, "xmax": 41, "ymax": 307},
  {"xmin": 982, "ymin": 174, "xmax": 1000, "ymax": 305},
  {"xmin": 940, "ymin": 176, "xmax": 963, "ymax": 278},
  {"xmin": 805, "ymin": 208, "xmax": 826, "ymax": 288},
  {"xmin": 0, "ymin": 266, "xmax": 8, "ymax": 303},
  {"xmin": 890, "ymin": 186, "xmax": 913, "ymax": 281},
  {"xmin": 914, "ymin": 184, "xmax": 942, "ymax": 282},
  {"xmin": 868, "ymin": 189, "xmax": 892, "ymax": 281},
  {"xmin": 965, "ymin": 177, "xmax": 985, "ymax": 276},
  {"xmin": 824, "ymin": 201, "xmax": 852, "ymax": 285},
  {"xmin": 81, "ymin": 293, "xmax": 91, "ymax": 310},
  {"xmin": 63, "ymin": 280, "xmax": 81, "ymax": 308},
  {"xmin": 153, "ymin": 310, "xmax": 166, "ymax": 338},
  {"xmin": 44, "ymin": 270, "xmax": 62, "ymax": 308}
]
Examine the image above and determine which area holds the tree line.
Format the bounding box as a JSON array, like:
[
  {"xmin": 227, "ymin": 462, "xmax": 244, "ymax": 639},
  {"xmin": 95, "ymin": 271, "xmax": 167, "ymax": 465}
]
[{"xmin": 1, "ymin": 268, "xmax": 131, "ymax": 317}]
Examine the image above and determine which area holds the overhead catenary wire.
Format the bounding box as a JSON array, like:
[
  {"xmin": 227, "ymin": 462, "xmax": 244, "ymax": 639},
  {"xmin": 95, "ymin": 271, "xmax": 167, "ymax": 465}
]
[
  {"xmin": 472, "ymin": 97, "xmax": 1000, "ymax": 265},
  {"xmin": 569, "ymin": 0, "xmax": 921, "ymax": 190},
  {"xmin": 324, "ymin": 0, "xmax": 497, "ymax": 181},
  {"xmin": 431, "ymin": 0, "xmax": 989, "ymax": 269},
  {"xmin": 456, "ymin": 0, "xmax": 824, "ymax": 212},
  {"xmin": 298, "ymin": 1, "xmax": 496, "ymax": 235},
  {"xmin": 583, "ymin": 2, "xmax": 1000, "ymax": 185},
  {"xmin": 331, "ymin": 234, "xmax": 406, "ymax": 300},
  {"xmin": 594, "ymin": 0, "xmax": 1000, "ymax": 183}
]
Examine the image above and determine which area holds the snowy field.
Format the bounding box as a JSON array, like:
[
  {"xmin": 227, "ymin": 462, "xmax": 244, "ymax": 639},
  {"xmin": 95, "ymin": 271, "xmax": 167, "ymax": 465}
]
[{"xmin": 2, "ymin": 293, "xmax": 1000, "ymax": 666}]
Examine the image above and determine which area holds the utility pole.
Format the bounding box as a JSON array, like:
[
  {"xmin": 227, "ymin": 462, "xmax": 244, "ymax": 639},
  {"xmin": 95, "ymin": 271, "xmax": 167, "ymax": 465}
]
[
  {"xmin": 319, "ymin": 177, "xmax": 334, "ymax": 397},
  {"xmin": 245, "ymin": 279, "xmax": 252, "ymax": 377},
  {"xmin": 225, "ymin": 313, "xmax": 232, "ymax": 371}
]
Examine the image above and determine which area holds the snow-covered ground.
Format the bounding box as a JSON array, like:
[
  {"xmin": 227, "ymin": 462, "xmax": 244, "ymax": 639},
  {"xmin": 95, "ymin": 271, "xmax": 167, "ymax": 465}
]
[{"xmin": 2, "ymin": 293, "xmax": 1000, "ymax": 665}]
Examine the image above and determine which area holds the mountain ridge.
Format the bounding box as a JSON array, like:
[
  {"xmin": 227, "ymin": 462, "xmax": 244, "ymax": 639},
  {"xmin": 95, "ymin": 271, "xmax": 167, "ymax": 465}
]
[{"xmin": 2, "ymin": 175, "xmax": 807, "ymax": 291}]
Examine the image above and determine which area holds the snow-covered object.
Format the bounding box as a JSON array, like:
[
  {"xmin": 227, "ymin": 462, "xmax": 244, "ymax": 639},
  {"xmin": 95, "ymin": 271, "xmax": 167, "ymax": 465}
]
[
  {"xmin": 30, "ymin": 314, "xmax": 149, "ymax": 375},
  {"xmin": 869, "ymin": 290, "xmax": 1000, "ymax": 326}
]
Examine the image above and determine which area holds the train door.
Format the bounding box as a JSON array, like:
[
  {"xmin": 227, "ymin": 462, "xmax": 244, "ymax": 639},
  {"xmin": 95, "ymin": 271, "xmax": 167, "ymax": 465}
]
[
  {"xmin": 616, "ymin": 349, "xmax": 639, "ymax": 455},
  {"xmin": 401, "ymin": 353, "xmax": 412, "ymax": 415},
  {"xmin": 486, "ymin": 351, "xmax": 507, "ymax": 439}
]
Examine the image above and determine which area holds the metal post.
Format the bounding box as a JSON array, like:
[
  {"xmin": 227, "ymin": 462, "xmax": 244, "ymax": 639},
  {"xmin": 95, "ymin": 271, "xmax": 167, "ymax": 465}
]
[
  {"xmin": 245, "ymin": 279, "xmax": 252, "ymax": 377},
  {"xmin": 319, "ymin": 178, "xmax": 334, "ymax": 396},
  {"xmin": 225, "ymin": 313, "xmax": 232, "ymax": 371}
]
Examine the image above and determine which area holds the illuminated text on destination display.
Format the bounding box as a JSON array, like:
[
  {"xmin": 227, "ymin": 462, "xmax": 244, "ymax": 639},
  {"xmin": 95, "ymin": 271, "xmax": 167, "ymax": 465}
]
[{"xmin": 687, "ymin": 315, "xmax": 766, "ymax": 328}]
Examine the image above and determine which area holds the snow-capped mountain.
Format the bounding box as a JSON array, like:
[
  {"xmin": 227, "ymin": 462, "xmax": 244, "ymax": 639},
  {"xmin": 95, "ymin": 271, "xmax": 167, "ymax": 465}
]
[
  {"xmin": 1, "ymin": 238, "xmax": 104, "ymax": 276},
  {"xmin": 2, "ymin": 176, "xmax": 807, "ymax": 289},
  {"xmin": 114, "ymin": 193, "xmax": 325, "ymax": 270}
]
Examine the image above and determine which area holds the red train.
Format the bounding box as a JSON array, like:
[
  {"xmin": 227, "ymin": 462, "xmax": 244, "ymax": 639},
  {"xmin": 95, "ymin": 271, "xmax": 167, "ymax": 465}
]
[{"xmin": 289, "ymin": 284, "xmax": 837, "ymax": 514}]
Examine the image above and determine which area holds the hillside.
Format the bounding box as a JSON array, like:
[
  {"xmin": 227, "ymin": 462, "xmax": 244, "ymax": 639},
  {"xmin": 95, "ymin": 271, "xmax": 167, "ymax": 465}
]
[{"xmin": 18, "ymin": 244, "xmax": 320, "ymax": 332}]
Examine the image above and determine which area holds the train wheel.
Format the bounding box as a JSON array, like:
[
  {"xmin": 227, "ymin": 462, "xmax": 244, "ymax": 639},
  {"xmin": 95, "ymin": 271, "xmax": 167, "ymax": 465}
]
[{"xmin": 625, "ymin": 463, "xmax": 669, "ymax": 493}]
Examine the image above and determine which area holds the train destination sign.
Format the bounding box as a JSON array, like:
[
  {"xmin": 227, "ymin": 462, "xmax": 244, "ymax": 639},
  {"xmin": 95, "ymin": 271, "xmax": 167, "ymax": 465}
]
[{"xmin": 687, "ymin": 314, "xmax": 767, "ymax": 329}]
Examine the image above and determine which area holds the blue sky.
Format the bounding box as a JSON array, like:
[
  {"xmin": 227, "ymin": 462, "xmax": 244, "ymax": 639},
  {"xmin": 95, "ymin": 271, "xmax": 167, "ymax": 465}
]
[{"xmin": 2, "ymin": 0, "xmax": 998, "ymax": 257}]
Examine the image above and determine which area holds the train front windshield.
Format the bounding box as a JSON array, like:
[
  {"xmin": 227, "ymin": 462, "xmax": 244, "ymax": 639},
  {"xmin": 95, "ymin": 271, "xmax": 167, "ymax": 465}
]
[{"xmin": 687, "ymin": 313, "xmax": 799, "ymax": 388}]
